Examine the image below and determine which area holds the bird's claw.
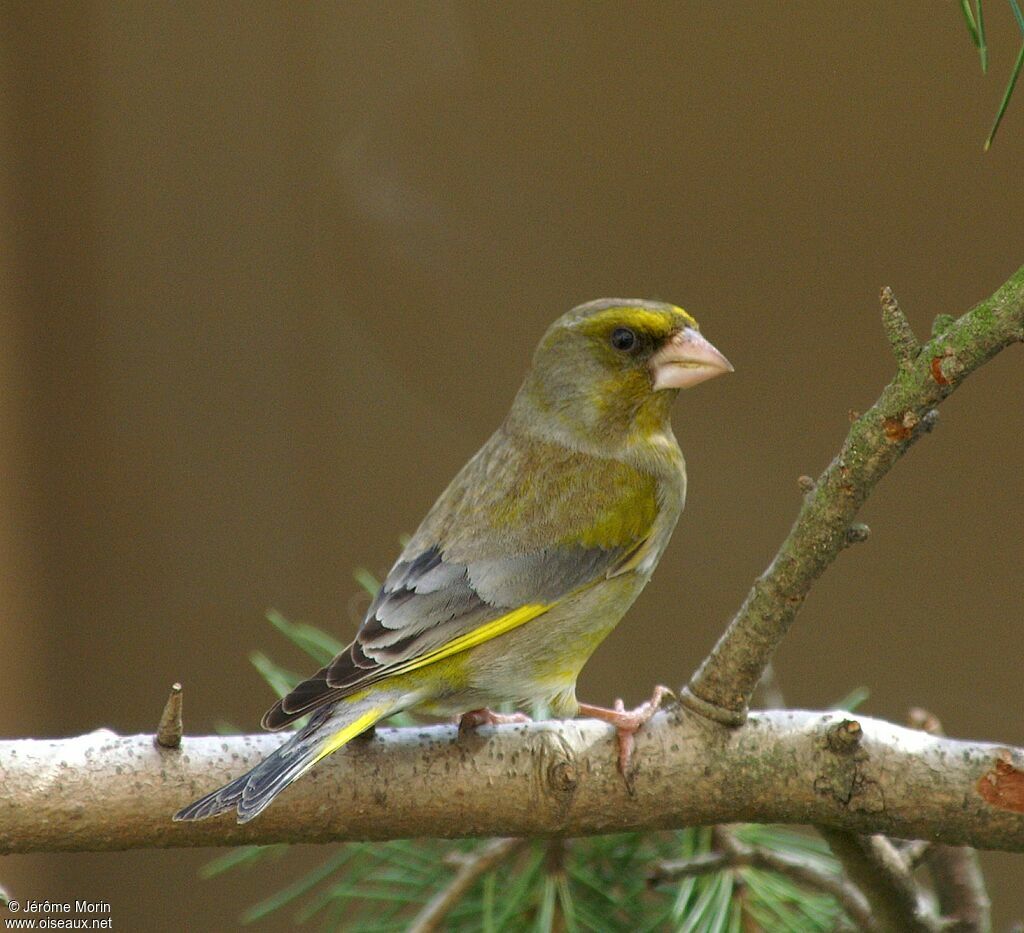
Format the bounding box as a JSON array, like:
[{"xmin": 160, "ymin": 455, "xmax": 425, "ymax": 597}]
[
  {"xmin": 578, "ymin": 685, "xmax": 676, "ymax": 784},
  {"xmin": 457, "ymin": 708, "xmax": 532, "ymax": 736}
]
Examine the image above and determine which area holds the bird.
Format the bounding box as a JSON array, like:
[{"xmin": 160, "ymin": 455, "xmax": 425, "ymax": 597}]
[{"xmin": 174, "ymin": 298, "xmax": 732, "ymax": 823}]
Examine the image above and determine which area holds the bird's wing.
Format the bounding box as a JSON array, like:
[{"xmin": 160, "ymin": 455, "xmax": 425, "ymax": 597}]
[{"xmin": 263, "ymin": 430, "xmax": 660, "ymax": 730}]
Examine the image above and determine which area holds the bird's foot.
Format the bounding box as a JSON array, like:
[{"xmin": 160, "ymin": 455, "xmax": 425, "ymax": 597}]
[
  {"xmin": 577, "ymin": 685, "xmax": 676, "ymax": 784},
  {"xmin": 458, "ymin": 708, "xmax": 532, "ymax": 735}
]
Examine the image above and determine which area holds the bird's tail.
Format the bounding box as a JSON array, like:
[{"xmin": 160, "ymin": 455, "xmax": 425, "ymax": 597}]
[{"xmin": 173, "ymin": 690, "xmax": 398, "ymax": 824}]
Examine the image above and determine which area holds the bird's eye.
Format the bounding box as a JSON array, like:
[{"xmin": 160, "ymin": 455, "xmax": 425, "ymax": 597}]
[{"xmin": 610, "ymin": 327, "xmax": 637, "ymax": 351}]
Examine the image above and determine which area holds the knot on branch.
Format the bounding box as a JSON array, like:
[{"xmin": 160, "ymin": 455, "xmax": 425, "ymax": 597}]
[
  {"xmin": 546, "ymin": 759, "xmax": 578, "ymax": 795},
  {"xmin": 978, "ymin": 750, "xmax": 1024, "ymax": 814},
  {"xmin": 930, "ymin": 347, "xmax": 964, "ymax": 387},
  {"xmin": 531, "ymin": 729, "xmax": 581, "ymax": 814},
  {"xmin": 815, "ymin": 716, "xmax": 884, "ymax": 814},
  {"xmin": 883, "ymin": 408, "xmax": 939, "ymax": 444},
  {"xmin": 827, "ymin": 718, "xmax": 864, "ymax": 754},
  {"xmin": 843, "ymin": 523, "xmax": 870, "ymax": 548},
  {"xmin": 883, "ymin": 410, "xmax": 920, "ymax": 442}
]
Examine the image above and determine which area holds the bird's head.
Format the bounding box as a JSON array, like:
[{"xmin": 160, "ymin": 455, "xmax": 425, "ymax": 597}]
[{"xmin": 511, "ymin": 299, "xmax": 733, "ymax": 451}]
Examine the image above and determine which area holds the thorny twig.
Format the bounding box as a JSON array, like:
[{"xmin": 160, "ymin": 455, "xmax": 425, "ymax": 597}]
[{"xmin": 155, "ymin": 683, "xmax": 184, "ymax": 750}]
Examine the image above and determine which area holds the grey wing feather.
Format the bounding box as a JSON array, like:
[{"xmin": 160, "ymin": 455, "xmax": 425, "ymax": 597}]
[
  {"xmin": 262, "ymin": 541, "xmax": 627, "ymax": 730},
  {"xmin": 261, "ymin": 429, "xmax": 656, "ymax": 731}
]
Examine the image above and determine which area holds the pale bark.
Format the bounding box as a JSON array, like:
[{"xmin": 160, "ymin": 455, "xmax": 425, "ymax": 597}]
[{"xmin": 2, "ymin": 709, "xmax": 1023, "ymax": 854}]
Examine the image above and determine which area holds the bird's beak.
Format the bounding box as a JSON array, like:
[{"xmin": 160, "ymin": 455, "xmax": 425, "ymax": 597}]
[{"xmin": 650, "ymin": 327, "xmax": 734, "ymax": 391}]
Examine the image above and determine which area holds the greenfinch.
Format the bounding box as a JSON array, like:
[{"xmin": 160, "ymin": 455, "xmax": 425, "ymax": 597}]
[{"xmin": 174, "ymin": 299, "xmax": 732, "ymax": 823}]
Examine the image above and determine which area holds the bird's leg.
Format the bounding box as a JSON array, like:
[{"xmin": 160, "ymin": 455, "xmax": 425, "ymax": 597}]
[
  {"xmin": 577, "ymin": 685, "xmax": 675, "ymax": 779},
  {"xmin": 457, "ymin": 708, "xmax": 532, "ymax": 735}
]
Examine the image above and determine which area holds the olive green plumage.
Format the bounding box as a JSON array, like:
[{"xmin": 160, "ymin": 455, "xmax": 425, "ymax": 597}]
[{"xmin": 174, "ymin": 299, "xmax": 730, "ymax": 823}]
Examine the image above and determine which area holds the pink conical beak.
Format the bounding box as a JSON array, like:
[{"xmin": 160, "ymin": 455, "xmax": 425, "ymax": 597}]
[{"xmin": 650, "ymin": 327, "xmax": 733, "ymax": 391}]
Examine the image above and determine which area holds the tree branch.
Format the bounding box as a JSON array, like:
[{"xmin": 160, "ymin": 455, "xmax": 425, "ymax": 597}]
[
  {"xmin": 818, "ymin": 830, "xmax": 939, "ymax": 932},
  {"xmin": 3, "ymin": 709, "xmax": 1024, "ymax": 854},
  {"xmin": 407, "ymin": 837, "xmax": 525, "ymax": 933},
  {"xmin": 925, "ymin": 845, "xmax": 992, "ymax": 933},
  {"xmin": 681, "ymin": 265, "xmax": 1024, "ymax": 724},
  {"xmin": 908, "ymin": 707, "xmax": 993, "ymax": 932},
  {"xmin": 649, "ymin": 828, "xmax": 877, "ymax": 932}
]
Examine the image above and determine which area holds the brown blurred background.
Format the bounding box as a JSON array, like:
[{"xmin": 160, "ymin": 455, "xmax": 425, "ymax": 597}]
[{"xmin": 1, "ymin": 2, "xmax": 1022, "ymax": 929}]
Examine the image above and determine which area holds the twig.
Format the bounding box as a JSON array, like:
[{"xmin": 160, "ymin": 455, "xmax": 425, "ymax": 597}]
[
  {"xmin": 719, "ymin": 827, "xmax": 878, "ymax": 930},
  {"xmin": 681, "ymin": 265, "xmax": 1024, "ymax": 724},
  {"xmin": 909, "ymin": 707, "xmax": 992, "ymax": 932},
  {"xmin": 866, "ymin": 835, "xmax": 939, "ymax": 926},
  {"xmin": 649, "ymin": 828, "xmax": 876, "ymax": 931},
  {"xmin": 900, "ymin": 839, "xmax": 933, "ymax": 870},
  {"xmin": 925, "ymin": 845, "xmax": 992, "ymax": 933},
  {"xmin": 751, "ymin": 847, "xmax": 875, "ymax": 931},
  {"xmin": 545, "ymin": 837, "xmax": 568, "ymax": 930},
  {"xmin": 648, "ymin": 850, "xmax": 732, "ymax": 881},
  {"xmin": 881, "ymin": 286, "xmax": 921, "ymax": 364},
  {"xmin": 908, "ymin": 707, "xmax": 945, "ymax": 737},
  {"xmin": 155, "ymin": 683, "xmax": 183, "ymax": 750},
  {"xmin": 407, "ymin": 838, "xmax": 524, "ymax": 933},
  {"xmin": 819, "ymin": 830, "xmax": 940, "ymax": 932}
]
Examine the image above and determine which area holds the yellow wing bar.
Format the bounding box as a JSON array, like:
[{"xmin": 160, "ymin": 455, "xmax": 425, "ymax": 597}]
[
  {"xmin": 312, "ymin": 702, "xmax": 384, "ymax": 763},
  {"xmin": 311, "ymin": 602, "xmax": 552, "ymax": 764},
  {"xmin": 394, "ymin": 601, "xmax": 551, "ymax": 676}
]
